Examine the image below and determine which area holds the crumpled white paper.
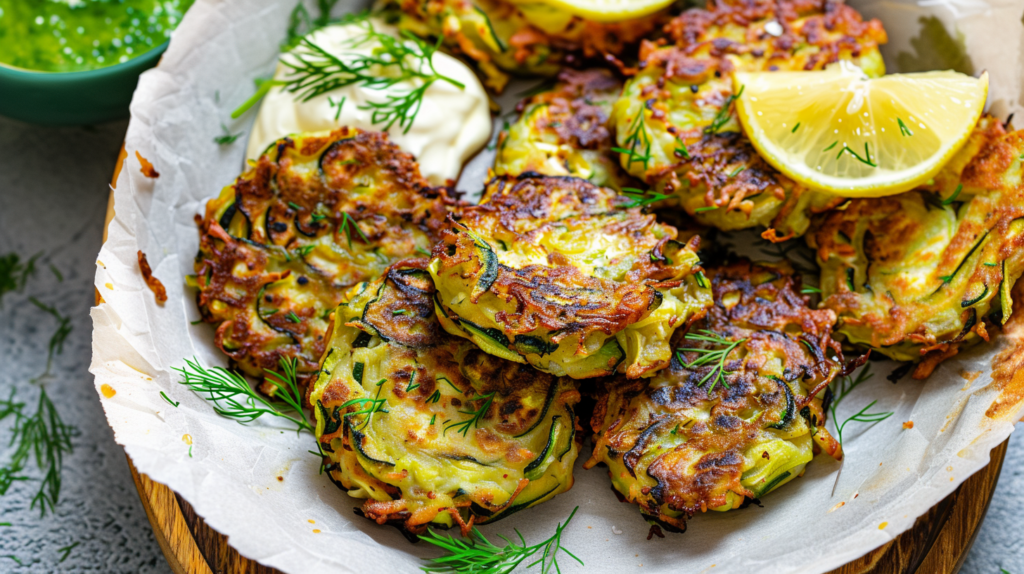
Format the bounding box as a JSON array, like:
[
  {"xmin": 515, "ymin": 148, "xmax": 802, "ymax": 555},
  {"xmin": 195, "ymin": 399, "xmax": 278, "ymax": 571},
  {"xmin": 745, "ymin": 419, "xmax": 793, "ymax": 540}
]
[{"xmin": 91, "ymin": 1, "xmax": 1024, "ymax": 572}]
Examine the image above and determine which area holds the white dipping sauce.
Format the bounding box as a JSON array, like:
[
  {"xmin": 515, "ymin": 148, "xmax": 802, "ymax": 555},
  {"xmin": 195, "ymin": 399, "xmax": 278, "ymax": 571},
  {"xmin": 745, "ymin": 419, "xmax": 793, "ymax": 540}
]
[{"xmin": 247, "ymin": 19, "xmax": 492, "ymax": 185}]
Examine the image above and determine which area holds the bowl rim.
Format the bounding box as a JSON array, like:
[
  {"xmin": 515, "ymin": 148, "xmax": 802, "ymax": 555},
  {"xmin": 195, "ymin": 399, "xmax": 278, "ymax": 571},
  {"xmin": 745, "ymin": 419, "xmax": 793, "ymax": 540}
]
[{"xmin": 0, "ymin": 40, "xmax": 169, "ymax": 80}]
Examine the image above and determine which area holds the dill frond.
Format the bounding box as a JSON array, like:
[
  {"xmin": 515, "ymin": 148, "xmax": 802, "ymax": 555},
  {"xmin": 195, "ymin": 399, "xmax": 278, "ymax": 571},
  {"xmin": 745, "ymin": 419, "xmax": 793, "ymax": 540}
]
[
  {"xmin": 421, "ymin": 506, "xmax": 583, "ymax": 574},
  {"xmin": 234, "ymin": 14, "xmax": 465, "ymax": 134},
  {"xmin": 173, "ymin": 357, "xmax": 311, "ymax": 433},
  {"xmin": 676, "ymin": 329, "xmax": 746, "ymax": 392}
]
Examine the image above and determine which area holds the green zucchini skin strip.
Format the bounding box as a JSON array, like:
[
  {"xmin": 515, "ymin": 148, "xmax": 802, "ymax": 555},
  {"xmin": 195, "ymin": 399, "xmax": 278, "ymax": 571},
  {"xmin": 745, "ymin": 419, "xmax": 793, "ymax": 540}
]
[
  {"xmin": 810, "ymin": 139, "xmax": 1024, "ymax": 369},
  {"xmin": 588, "ymin": 260, "xmax": 843, "ymax": 531},
  {"xmin": 309, "ymin": 261, "xmax": 580, "ymax": 534},
  {"xmin": 193, "ymin": 128, "xmax": 450, "ymax": 392},
  {"xmin": 767, "ymin": 376, "xmax": 795, "ymax": 430},
  {"xmin": 429, "ymin": 174, "xmax": 712, "ymax": 380}
]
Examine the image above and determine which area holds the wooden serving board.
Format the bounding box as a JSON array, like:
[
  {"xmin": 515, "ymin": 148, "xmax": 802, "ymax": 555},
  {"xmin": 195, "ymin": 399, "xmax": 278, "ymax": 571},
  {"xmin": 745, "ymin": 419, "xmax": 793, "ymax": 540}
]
[{"xmin": 104, "ymin": 145, "xmax": 1010, "ymax": 574}]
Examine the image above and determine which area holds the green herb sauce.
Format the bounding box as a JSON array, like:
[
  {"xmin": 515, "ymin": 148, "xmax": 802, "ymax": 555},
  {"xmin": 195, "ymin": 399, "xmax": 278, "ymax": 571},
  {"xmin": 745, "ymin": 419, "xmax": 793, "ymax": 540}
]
[{"xmin": 0, "ymin": 0, "xmax": 194, "ymax": 73}]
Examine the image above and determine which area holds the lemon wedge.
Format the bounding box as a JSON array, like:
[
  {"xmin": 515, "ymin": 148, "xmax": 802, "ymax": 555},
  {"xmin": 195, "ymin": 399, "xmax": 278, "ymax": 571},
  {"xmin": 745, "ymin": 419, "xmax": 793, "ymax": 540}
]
[
  {"xmin": 734, "ymin": 62, "xmax": 988, "ymax": 197},
  {"xmin": 517, "ymin": 0, "xmax": 674, "ymax": 23}
]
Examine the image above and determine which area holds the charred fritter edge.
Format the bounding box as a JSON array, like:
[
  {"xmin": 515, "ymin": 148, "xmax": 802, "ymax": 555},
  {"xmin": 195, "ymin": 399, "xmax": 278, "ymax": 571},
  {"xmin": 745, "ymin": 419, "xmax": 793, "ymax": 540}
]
[
  {"xmin": 585, "ymin": 259, "xmax": 843, "ymax": 532},
  {"xmin": 191, "ymin": 128, "xmax": 453, "ymax": 396},
  {"xmin": 808, "ymin": 117, "xmax": 1024, "ymax": 378},
  {"xmin": 611, "ymin": 0, "xmax": 887, "ymax": 237},
  {"xmin": 429, "ymin": 174, "xmax": 713, "ymax": 380},
  {"xmin": 310, "ymin": 259, "xmax": 580, "ymax": 535},
  {"xmin": 494, "ymin": 68, "xmax": 635, "ymax": 191},
  {"xmin": 378, "ymin": 0, "xmax": 666, "ymax": 92}
]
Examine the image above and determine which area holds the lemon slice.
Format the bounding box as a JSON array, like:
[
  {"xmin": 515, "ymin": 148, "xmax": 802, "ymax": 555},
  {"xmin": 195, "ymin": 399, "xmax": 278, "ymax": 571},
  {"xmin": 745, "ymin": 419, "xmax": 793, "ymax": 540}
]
[
  {"xmin": 734, "ymin": 62, "xmax": 988, "ymax": 197},
  {"xmin": 517, "ymin": 0, "xmax": 674, "ymax": 23}
]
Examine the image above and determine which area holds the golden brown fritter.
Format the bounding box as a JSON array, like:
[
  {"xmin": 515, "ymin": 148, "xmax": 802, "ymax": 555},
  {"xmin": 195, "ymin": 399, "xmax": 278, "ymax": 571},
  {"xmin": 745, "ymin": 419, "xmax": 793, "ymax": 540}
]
[
  {"xmin": 612, "ymin": 0, "xmax": 887, "ymax": 237},
  {"xmin": 586, "ymin": 259, "xmax": 843, "ymax": 532},
  {"xmin": 380, "ymin": 0, "xmax": 666, "ymax": 92},
  {"xmin": 494, "ymin": 68, "xmax": 634, "ymax": 190},
  {"xmin": 809, "ymin": 117, "xmax": 1024, "ymax": 378},
  {"xmin": 192, "ymin": 128, "xmax": 454, "ymax": 394},
  {"xmin": 310, "ymin": 260, "xmax": 580, "ymax": 535},
  {"xmin": 429, "ymin": 174, "xmax": 713, "ymax": 380}
]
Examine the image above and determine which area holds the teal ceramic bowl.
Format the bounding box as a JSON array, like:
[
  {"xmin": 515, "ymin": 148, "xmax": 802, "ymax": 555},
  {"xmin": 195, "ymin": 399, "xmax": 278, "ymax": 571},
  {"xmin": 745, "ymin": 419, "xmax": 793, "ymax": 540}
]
[{"xmin": 0, "ymin": 42, "xmax": 167, "ymax": 126}]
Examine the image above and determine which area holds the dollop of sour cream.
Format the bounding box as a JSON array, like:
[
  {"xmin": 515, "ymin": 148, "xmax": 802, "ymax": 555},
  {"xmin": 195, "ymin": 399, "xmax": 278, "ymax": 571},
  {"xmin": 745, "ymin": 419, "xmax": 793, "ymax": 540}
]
[{"xmin": 247, "ymin": 18, "xmax": 491, "ymax": 185}]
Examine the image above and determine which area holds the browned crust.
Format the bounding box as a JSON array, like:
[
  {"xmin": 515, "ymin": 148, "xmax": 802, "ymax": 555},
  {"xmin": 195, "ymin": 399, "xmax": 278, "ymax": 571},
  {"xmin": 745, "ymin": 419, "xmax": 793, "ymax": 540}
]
[
  {"xmin": 135, "ymin": 150, "xmax": 160, "ymax": 178},
  {"xmin": 661, "ymin": 0, "xmax": 887, "ymax": 75},
  {"xmin": 193, "ymin": 128, "xmax": 453, "ymax": 390},
  {"xmin": 812, "ymin": 120, "xmax": 1024, "ymax": 373},
  {"xmin": 588, "ymin": 259, "xmax": 843, "ymax": 525},
  {"xmin": 513, "ymin": 68, "xmax": 623, "ymax": 153},
  {"xmin": 988, "ymin": 280, "xmax": 1024, "ymax": 420},
  {"xmin": 137, "ymin": 250, "xmax": 167, "ymax": 305},
  {"xmin": 437, "ymin": 175, "xmax": 696, "ymax": 344}
]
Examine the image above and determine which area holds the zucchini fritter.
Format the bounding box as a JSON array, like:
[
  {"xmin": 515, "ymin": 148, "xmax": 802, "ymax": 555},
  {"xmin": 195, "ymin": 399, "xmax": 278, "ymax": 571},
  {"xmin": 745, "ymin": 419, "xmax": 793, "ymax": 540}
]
[
  {"xmin": 809, "ymin": 117, "xmax": 1024, "ymax": 378},
  {"xmin": 193, "ymin": 128, "xmax": 452, "ymax": 392},
  {"xmin": 494, "ymin": 68, "xmax": 634, "ymax": 191},
  {"xmin": 586, "ymin": 260, "xmax": 843, "ymax": 532},
  {"xmin": 429, "ymin": 174, "xmax": 713, "ymax": 379},
  {"xmin": 310, "ymin": 260, "xmax": 580, "ymax": 535},
  {"xmin": 381, "ymin": 0, "xmax": 665, "ymax": 92},
  {"xmin": 612, "ymin": 0, "xmax": 887, "ymax": 237}
]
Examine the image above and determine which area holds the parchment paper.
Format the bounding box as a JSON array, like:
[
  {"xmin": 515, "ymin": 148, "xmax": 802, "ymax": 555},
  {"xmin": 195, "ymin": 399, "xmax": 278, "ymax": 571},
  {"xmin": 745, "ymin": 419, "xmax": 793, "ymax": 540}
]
[{"xmin": 90, "ymin": 1, "xmax": 1024, "ymax": 572}]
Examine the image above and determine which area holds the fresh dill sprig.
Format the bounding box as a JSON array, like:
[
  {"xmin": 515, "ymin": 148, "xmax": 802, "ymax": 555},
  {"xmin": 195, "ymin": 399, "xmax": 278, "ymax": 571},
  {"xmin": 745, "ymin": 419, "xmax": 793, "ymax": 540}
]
[
  {"xmin": 801, "ymin": 285, "xmax": 822, "ymax": 294},
  {"xmin": 338, "ymin": 381, "xmax": 390, "ymax": 430},
  {"xmin": 791, "ymin": 122, "xmax": 801, "ymax": 133},
  {"xmin": 942, "ymin": 184, "xmax": 963, "ymax": 206},
  {"xmin": 694, "ymin": 205, "xmax": 719, "ymax": 213},
  {"xmin": 57, "ymin": 541, "xmax": 80, "ymax": 563},
  {"xmin": 340, "ymin": 212, "xmax": 370, "ymax": 249},
  {"xmin": 620, "ymin": 187, "xmax": 670, "ymax": 208},
  {"xmin": 836, "ymin": 142, "xmax": 877, "ymax": 167},
  {"xmin": 0, "ymin": 388, "xmax": 77, "ymax": 517},
  {"xmin": 612, "ymin": 110, "xmax": 653, "ymax": 169},
  {"xmin": 421, "ymin": 506, "xmax": 583, "ymax": 574},
  {"xmin": 828, "ymin": 365, "xmax": 893, "ymax": 446},
  {"xmin": 328, "ymin": 95, "xmax": 346, "ymax": 120},
  {"xmin": 28, "ymin": 298, "xmax": 72, "ymax": 376},
  {"xmin": 828, "ymin": 364, "xmax": 894, "ymax": 495},
  {"xmin": 0, "ymin": 252, "xmax": 40, "ymax": 306},
  {"xmin": 283, "ymin": 0, "xmax": 339, "ymax": 50},
  {"xmin": 705, "ymin": 85, "xmax": 744, "ymax": 134},
  {"xmin": 443, "ymin": 391, "xmax": 496, "ymax": 437},
  {"xmin": 213, "ymin": 123, "xmax": 244, "ymax": 145},
  {"xmin": 160, "ymin": 391, "xmax": 180, "ymax": 408},
  {"xmin": 898, "ymin": 117, "xmax": 914, "ymax": 137},
  {"xmin": 676, "ymin": 329, "xmax": 746, "ymax": 392},
  {"xmin": 173, "ymin": 357, "xmax": 311, "ymax": 433},
  {"xmin": 835, "ymin": 399, "xmax": 893, "ymax": 446},
  {"xmin": 235, "ymin": 14, "xmax": 465, "ymax": 135}
]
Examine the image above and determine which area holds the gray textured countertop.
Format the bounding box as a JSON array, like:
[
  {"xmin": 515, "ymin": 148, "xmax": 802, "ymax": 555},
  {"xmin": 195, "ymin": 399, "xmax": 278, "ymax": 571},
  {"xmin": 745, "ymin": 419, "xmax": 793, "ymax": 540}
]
[{"xmin": 0, "ymin": 114, "xmax": 1020, "ymax": 573}]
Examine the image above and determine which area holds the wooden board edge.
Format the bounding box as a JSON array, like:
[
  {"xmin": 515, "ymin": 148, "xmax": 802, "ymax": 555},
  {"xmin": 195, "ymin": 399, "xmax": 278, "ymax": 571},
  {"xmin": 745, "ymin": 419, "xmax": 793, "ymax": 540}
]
[
  {"xmin": 124, "ymin": 441, "xmax": 1008, "ymax": 574},
  {"xmin": 919, "ymin": 440, "xmax": 1009, "ymax": 573},
  {"xmin": 128, "ymin": 455, "xmax": 214, "ymax": 574}
]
